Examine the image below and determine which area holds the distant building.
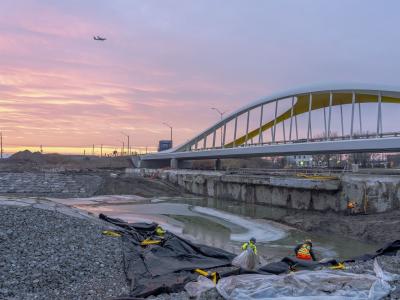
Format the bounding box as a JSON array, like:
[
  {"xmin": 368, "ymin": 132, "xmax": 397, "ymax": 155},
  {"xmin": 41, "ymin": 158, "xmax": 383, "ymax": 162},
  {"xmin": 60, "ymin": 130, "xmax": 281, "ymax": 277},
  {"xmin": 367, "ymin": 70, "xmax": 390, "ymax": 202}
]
[{"xmin": 158, "ymin": 140, "xmax": 172, "ymax": 152}]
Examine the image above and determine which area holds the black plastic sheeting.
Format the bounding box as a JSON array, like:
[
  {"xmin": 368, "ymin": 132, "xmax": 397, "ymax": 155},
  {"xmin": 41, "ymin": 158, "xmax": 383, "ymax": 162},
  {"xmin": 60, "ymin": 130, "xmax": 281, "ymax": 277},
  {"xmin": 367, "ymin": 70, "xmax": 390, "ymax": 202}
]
[
  {"xmin": 100, "ymin": 212, "xmax": 400, "ymax": 298},
  {"xmin": 99, "ymin": 214, "xmax": 235, "ymax": 298},
  {"xmin": 258, "ymin": 240, "xmax": 400, "ymax": 275},
  {"xmin": 345, "ymin": 240, "xmax": 400, "ymax": 262}
]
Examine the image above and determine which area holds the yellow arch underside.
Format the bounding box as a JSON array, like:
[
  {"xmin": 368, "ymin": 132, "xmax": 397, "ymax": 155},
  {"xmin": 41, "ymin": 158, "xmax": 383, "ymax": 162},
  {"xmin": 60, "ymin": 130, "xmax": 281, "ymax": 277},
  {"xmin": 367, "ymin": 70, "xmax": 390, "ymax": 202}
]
[{"xmin": 225, "ymin": 93, "xmax": 400, "ymax": 148}]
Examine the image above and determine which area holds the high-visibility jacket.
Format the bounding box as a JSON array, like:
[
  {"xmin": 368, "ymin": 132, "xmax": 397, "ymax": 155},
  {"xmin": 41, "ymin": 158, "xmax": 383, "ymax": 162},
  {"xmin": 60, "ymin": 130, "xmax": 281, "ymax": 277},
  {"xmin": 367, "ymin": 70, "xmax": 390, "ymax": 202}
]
[
  {"xmin": 296, "ymin": 244, "xmax": 312, "ymax": 260},
  {"xmin": 347, "ymin": 202, "xmax": 355, "ymax": 209},
  {"xmin": 155, "ymin": 226, "xmax": 166, "ymax": 237},
  {"xmin": 242, "ymin": 241, "xmax": 257, "ymax": 255}
]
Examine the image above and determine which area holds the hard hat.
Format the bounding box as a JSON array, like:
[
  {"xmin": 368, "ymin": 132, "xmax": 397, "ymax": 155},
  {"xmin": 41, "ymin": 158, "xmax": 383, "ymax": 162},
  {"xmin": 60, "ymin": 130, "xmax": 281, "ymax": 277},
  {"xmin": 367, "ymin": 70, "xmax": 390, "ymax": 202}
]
[
  {"xmin": 250, "ymin": 237, "xmax": 256, "ymax": 243},
  {"xmin": 305, "ymin": 239, "xmax": 312, "ymax": 245}
]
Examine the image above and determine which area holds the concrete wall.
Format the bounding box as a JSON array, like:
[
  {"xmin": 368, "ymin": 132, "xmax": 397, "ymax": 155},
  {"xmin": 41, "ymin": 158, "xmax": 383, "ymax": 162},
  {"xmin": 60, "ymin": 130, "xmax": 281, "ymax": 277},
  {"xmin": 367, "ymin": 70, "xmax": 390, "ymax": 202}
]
[
  {"xmin": 0, "ymin": 172, "xmax": 103, "ymax": 198},
  {"xmin": 132, "ymin": 168, "xmax": 400, "ymax": 213}
]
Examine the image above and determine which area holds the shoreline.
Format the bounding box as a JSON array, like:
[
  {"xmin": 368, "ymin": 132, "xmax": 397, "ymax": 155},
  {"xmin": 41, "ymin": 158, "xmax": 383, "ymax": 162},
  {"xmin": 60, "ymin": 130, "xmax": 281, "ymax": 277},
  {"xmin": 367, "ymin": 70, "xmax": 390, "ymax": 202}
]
[
  {"xmin": 279, "ymin": 209, "xmax": 400, "ymax": 245},
  {"xmin": 1, "ymin": 197, "xmax": 399, "ymax": 299}
]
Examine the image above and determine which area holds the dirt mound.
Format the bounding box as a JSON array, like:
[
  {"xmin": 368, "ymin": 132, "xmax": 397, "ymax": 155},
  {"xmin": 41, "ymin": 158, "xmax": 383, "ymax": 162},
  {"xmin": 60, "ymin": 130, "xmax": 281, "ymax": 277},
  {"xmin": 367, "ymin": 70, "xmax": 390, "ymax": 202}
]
[
  {"xmin": 1, "ymin": 151, "xmax": 132, "ymax": 172},
  {"xmin": 9, "ymin": 150, "xmax": 45, "ymax": 162}
]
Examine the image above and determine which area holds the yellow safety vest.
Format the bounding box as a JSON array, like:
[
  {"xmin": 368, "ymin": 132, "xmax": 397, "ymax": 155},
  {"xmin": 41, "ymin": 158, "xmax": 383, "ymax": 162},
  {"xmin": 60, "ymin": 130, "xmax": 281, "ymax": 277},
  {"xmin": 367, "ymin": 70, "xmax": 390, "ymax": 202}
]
[
  {"xmin": 242, "ymin": 242, "xmax": 257, "ymax": 255},
  {"xmin": 155, "ymin": 226, "xmax": 166, "ymax": 236},
  {"xmin": 296, "ymin": 244, "xmax": 312, "ymax": 260}
]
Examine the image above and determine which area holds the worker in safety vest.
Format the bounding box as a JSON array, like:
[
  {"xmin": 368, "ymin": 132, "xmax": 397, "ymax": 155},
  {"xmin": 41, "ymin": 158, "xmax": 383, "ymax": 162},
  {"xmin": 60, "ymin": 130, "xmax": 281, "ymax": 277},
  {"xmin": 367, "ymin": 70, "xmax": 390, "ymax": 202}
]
[
  {"xmin": 347, "ymin": 201, "xmax": 357, "ymax": 215},
  {"xmin": 242, "ymin": 237, "xmax": 257, "ymax": 255},
  {"xmin": 294, "ymin": 239, "xmax": 316, "ymax": 261},
  {"xmin": 155, "ymin": 225, "xmax": 166, "ymax": 237}
]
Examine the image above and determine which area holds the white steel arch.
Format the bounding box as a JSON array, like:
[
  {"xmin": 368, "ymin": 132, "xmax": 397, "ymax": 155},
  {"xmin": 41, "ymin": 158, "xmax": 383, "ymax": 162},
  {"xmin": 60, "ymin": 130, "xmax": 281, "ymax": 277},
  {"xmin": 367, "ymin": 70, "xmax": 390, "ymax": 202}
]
[{"xmin": 141, "ymin": 83, "xmax": 400, "ymax": 162}]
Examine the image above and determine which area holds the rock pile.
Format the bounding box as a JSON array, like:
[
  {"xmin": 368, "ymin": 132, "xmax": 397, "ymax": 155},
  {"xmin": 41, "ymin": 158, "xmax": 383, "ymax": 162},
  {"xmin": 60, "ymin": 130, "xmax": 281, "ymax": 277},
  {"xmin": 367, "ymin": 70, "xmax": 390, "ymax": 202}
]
[{"xmin": 0, "ymin": 205, "xmax": 129, "ymax": 299}]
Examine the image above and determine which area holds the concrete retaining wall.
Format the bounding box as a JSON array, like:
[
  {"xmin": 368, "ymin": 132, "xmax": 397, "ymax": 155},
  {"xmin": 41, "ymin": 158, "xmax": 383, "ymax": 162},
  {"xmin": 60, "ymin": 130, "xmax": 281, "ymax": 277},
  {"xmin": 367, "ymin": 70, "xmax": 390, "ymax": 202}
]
[{"xmin": 132, "ymin": 169, "xmax": 400, "ymax": 213}]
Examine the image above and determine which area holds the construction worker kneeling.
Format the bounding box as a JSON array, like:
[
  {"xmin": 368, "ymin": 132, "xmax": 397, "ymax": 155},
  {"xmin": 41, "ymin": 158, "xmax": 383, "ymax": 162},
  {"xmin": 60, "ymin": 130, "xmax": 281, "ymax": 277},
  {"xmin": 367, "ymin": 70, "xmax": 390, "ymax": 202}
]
[{"xmin": 295, "ymin": 239, "xmax": 316, "ymax": 261}]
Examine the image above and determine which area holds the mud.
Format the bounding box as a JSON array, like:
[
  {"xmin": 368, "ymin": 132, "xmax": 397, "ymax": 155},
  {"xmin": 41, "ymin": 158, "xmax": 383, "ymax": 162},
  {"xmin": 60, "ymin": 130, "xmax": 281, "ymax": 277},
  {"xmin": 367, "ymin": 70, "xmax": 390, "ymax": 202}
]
[
  {"xmin": 95, "ymin": 175, "xmax": 186, "ymax": 198},
  {"xmin": 281, "ymin": 209, "xmax": 400, "ymax": 244}
]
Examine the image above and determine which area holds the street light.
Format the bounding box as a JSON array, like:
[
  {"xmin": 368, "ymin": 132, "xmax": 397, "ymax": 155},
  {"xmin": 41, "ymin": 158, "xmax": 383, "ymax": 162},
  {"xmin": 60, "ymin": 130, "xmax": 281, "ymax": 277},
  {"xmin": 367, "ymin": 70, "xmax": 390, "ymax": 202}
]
[
  {"xmin": 211, "ymin": 107, "xmax": 227, "ymax": 146},
  {"xmin": 121, "ymin": 132, "xmax": 130, "ymax": 155},
  {"xmin": 117, "ymin": 140, "xmax": 125, "ymax": 156},
  {"xmin": 162, "ymin": 122, "xmax": 173, "ymax": 147}
]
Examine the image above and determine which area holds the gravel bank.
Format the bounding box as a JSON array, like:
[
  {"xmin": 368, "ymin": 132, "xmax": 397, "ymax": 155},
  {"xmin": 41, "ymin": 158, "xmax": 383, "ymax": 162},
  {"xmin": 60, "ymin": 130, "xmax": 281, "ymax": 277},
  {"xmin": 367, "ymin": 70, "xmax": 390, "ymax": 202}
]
[{"xmin": 0, "ymin": 205, "xmax": 129, "ymax": 300}]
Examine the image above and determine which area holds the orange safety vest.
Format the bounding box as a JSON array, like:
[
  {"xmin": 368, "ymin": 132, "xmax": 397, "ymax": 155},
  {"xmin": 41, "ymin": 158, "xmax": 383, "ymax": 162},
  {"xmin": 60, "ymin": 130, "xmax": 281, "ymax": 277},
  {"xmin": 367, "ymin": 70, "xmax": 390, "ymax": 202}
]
[{"xmin": 296, "ymin": 244, "xmax": 312, "ymax": 260}]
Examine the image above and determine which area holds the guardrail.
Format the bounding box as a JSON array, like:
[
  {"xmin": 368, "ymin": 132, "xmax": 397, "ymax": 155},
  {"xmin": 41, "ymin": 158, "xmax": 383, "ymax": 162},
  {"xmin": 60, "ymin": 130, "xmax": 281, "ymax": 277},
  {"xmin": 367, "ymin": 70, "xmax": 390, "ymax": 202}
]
[{"xmin": 225, "ymin": 167, "xmax": 350, "ymax": 177}]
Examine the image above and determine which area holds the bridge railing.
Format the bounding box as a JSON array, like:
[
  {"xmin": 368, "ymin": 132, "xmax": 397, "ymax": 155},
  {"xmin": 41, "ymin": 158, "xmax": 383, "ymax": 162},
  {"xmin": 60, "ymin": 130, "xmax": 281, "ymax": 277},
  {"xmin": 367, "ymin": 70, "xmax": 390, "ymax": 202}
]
[
  {"xmin": 172, "ymin": 87, "xmax": 400, "ymax": 154},
  {"xmin": 185, "ymin": 131, "xmax": 400, "ymax": 152}
]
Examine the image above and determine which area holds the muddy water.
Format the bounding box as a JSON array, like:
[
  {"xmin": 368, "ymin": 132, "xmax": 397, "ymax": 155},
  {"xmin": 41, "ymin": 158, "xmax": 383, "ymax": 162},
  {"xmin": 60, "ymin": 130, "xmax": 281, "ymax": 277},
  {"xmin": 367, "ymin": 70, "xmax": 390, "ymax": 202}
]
[{"xmin": 63, "ymin": 195, "xmax": 378, "ymax": 261}]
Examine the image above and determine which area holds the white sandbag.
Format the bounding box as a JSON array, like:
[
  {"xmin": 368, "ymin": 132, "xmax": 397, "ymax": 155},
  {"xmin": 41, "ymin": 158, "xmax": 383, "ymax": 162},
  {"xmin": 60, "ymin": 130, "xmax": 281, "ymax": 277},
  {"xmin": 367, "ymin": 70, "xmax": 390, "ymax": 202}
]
[
  {"xmin": 232, "ymin": 248, "xmax": 260, "ymax": 270},
  {"xmin": 185, "ymin": 275, "xmax": 215, "ymax": 298},
  {"xmin": 216, "ymin": 269, "xmax": 392, "ymax": 300},
  {"xmin": 373, "ymin": 258, "xmax": 400, "ymax": 282},
  {"xmin": 368, "ymin": 259, "xmax": 399, "ymax": 300}
]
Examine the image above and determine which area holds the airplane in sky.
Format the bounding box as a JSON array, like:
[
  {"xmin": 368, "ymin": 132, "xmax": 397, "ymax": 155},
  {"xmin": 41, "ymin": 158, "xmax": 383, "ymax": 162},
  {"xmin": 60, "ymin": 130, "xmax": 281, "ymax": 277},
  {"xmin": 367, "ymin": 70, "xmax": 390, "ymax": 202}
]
[{"xmin": 93, "ymin": 36, "xmax": 106, "ymax": 41}]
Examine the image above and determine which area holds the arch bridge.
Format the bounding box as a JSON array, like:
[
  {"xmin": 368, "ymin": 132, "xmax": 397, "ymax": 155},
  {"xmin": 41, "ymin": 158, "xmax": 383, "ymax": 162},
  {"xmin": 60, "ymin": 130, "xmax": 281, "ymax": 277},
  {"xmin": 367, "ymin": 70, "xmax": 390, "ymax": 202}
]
[{"xmin": 139, "ymin": 84, "xmax": 400, "ymax": 168}]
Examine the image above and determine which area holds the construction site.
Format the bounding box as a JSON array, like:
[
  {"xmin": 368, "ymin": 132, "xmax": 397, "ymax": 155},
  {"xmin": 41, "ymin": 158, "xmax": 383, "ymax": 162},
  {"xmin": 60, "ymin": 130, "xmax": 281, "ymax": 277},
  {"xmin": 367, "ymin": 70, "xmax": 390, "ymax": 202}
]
[{"xmin": 0, "ymin": 151, "xmax": 399, "ymax": 299}]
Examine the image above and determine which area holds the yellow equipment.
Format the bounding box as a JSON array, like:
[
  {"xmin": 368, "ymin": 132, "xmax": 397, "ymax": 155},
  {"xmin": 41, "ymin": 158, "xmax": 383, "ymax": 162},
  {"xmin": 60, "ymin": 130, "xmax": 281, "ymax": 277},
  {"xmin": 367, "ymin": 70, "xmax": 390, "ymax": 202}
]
[
  {"xmin": 140, "ymin": 238, "xmax": 162, "ymax": 246},
  {"xmin": 194, "ymin": 268, "xmax": 220, "ymax": 284},
  {"xmin": 296, "ymin": 173, "xmax": 338, "ymax": 180},
  {"xmin": 329, "ymin": 262, "xmax": 345, "ymax": 270},
  {"xmin": 102, "ymin": 230, "xmax": 121, "ymax": 237}
]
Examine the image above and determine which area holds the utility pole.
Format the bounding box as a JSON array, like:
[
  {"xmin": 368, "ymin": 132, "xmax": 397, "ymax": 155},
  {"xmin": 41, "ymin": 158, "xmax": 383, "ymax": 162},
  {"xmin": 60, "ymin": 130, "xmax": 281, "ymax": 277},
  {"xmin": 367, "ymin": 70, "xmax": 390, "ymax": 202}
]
[
  {"xmin": 162, "ymin": 122, "xmax": 173, "ymax": 148},
  {"xmin": 40, "ymin": 145, "xmax": 43, "ymax": 153},
  {"xmin": 100, "ymin": 144, "xmax": 103, "ymax": 157},
  {"xmin": 120, "ymin": 141, "xmax": 124, "ymax": 156},
  {"xmin": 121, "ymin": 132, "xmax": 130, "ymax": 155},
  {"xmin": 0, "ymin": 132, "xmax": 3, "ymax": 159},
  {"xmin": 92, "ymin": 144, "xmax": 95, "ymax": 156},
  {"xmin": 211, "ymin": 107, "xmax": 226, "ymax": 146}
]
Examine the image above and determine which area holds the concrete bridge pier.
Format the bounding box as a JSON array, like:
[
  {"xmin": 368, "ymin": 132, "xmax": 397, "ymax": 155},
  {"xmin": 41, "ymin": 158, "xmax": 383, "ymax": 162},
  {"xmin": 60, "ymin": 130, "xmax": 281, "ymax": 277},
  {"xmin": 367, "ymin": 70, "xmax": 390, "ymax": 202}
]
[
  {"xmin": 215, "ymin": 159, "xmax": 221, "ymax": 170},
  {"xmin": 138, "ymin": 159, "xmax": 170, "ymax": 169},
  {"xmin": 170, "ymin": 158, "xmax": 179, "ymax": 169}
]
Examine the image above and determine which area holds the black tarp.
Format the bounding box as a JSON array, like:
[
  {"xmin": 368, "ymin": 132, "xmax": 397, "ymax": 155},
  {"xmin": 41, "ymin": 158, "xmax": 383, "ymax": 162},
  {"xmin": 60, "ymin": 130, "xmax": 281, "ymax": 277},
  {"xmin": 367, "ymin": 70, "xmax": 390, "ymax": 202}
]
[
  {"xmin": 258, "ymin": 240, "xmax": 400, "ymax": 275},
  {"xmin": 345, "ymin": 240, "xmax": 400, "ymax": 262},
  {"xmin": 99, "ymin": 214, "xmax": 235, "ymax": 298}
]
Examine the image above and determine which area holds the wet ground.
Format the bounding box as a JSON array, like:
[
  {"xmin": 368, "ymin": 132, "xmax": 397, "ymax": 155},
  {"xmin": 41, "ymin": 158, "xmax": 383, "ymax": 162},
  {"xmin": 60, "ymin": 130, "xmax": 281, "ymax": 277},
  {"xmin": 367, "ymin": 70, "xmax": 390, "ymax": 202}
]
[{"xmin": 53, "ymin": 195, "xmax": 379, "ymax": 261}]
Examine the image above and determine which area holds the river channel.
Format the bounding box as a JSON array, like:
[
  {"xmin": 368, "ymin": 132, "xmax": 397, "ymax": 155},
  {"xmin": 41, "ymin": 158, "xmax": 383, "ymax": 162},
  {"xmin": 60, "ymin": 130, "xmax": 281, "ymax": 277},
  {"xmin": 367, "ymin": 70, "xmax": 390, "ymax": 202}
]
[{"xmin": 59, "ymin": 195, "xmax": 378, "ymax": 261}]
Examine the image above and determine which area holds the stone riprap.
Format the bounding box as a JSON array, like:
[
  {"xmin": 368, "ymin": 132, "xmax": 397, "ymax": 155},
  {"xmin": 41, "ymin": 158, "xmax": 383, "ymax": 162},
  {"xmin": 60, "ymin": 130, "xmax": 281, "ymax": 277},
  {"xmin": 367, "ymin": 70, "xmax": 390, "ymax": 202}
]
[
  {"xmin": 132, "ymin": 168, "xmax": 400, "ymax": 213},
  {"xmin": 0, "ymin": 199, "xmax": 129, "ymax": 300},
  {"xmin": 0, "ymin": 172, "xmax": 102, "ymax": 198}
]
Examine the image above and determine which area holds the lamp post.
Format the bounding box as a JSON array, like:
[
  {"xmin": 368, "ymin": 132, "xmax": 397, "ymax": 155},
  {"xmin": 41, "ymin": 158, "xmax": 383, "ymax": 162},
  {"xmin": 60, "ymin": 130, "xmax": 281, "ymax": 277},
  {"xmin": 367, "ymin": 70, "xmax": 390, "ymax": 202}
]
[
  {"xmin": 211, "ymin": 107, "xmax": 226, "ymax": 146},
  {"xmin": 162, "ymin": 122, "xmax": 173, "ymax": 148},
  {"xmin": 117, "ymin": 140, "xmax": 125, "ymax": 156},
  {"xmin": 121, "ymin": 132, "xmax": 130, "ymax": 155}
]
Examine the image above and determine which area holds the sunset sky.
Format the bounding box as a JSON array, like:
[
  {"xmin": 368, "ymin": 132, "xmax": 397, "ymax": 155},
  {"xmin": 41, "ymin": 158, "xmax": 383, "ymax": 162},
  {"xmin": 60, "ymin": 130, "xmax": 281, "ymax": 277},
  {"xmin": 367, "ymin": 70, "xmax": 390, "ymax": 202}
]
[{"xmin": 1, "ymin": 0, "xmax": 400, "ymax": 154}]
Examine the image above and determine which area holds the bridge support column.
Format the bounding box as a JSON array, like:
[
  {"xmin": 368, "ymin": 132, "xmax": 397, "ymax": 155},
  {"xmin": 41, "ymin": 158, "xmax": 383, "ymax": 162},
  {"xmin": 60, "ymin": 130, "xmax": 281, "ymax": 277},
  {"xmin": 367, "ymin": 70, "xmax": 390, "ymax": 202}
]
[
  {"xmin": 214, "ymin": 158, "xmax": 222, "ymax": 170},
  {"xmin": 170, "ymin": 158, "xmax": 179, "ymax": 169}
]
